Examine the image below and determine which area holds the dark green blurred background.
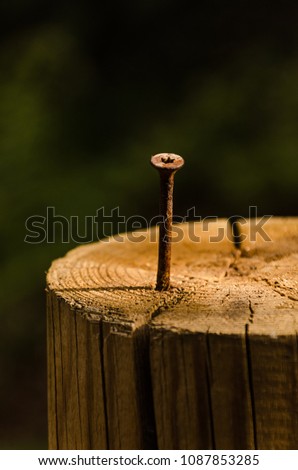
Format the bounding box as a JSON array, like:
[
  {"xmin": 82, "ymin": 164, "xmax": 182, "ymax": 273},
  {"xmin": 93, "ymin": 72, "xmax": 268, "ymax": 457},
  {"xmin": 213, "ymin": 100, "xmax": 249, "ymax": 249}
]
[{"xmin": 1, "ymin": 1, "xmax": 298, "ymax": 449}]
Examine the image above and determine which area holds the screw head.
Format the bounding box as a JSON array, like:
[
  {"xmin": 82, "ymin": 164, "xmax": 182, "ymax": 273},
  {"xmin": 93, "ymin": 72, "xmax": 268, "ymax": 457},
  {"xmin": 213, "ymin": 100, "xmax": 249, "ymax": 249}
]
[{"xmin": 151, "ymin": 153, "xmax": 184, "ymax": 172}]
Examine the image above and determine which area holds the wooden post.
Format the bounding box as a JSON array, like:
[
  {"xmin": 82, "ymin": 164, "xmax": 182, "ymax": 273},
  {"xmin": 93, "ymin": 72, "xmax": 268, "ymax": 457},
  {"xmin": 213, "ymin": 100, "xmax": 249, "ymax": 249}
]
[{"xmin": 47, "ymin": 217, "xmax": 298, "ymax": 450}]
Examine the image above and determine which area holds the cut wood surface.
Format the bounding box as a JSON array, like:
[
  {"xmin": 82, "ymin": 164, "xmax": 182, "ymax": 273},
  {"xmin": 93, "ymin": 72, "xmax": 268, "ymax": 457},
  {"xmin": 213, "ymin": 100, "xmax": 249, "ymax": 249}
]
[{"xmin": 47, "ymin": 217, "xmax": 298, "ymax": 450}]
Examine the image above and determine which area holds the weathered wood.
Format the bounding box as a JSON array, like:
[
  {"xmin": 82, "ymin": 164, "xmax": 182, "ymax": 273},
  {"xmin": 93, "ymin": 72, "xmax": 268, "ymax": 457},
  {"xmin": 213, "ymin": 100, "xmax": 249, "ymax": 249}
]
[
  {"xmin": 47, "ymin": 293, "xmax": 107, "ymax": 449},
  {"xmin": 150, "ymin": 330, "xmax": 213, "ymax": 449},
  {"xmin": 101, "ymin": 321, "xmax": 156, "ymax": 449},
  {"xmin": 47, "ymin": 218, "xmax": 298, "ymax": 449}
]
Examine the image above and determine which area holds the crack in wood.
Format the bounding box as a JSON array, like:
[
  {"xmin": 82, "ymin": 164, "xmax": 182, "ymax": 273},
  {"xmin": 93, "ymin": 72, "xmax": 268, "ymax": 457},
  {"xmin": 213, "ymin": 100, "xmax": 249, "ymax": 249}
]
[{"xmin": 245, "ymin": 324, "xmax": 258, "ymax": 449}]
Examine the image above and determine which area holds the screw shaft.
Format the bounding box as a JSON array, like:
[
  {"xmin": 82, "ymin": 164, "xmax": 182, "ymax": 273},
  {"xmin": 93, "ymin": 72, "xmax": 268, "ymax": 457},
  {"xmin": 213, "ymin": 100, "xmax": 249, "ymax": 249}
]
[
  {"xmin": 151, "ymin": 153, "xmax": 184, "ymax": 291},
  {"xmin": 157, "ymin": 172, "xmax": 175, "ymax": 290}
]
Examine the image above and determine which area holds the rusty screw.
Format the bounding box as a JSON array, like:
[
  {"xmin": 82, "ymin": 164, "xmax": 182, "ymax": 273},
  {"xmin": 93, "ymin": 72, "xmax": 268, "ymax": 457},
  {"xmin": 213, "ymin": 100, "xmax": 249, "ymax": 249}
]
[{"xmin": 150, "ymin": 153, "xmax": 185, "ymax": 291}]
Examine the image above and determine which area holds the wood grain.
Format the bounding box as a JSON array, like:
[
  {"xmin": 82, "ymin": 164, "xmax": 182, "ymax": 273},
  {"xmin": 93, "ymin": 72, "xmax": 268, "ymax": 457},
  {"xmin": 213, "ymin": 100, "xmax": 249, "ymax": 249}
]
[{"xmin": 47, "ymin": 218, "xmax": 298, "ymax": 449}]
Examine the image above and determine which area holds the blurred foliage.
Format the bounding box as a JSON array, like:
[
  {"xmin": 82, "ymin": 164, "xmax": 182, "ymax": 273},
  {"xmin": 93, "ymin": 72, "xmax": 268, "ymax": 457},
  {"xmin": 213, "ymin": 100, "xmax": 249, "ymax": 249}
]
[{"xmin": 0, "ymin": 0, "xmax": 298, "ymax": 448}]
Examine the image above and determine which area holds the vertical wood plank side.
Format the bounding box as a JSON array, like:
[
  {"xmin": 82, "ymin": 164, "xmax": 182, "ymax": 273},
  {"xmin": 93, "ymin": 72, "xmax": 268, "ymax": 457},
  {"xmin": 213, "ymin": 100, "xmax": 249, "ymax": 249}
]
[
  {"xmin": 208, "ymin": 332, "xmax": 255, "ymax": 449},
  {"xmin": 73, "ymin": 312, "xmax": 90, "ymax": 449},
  {"xmin": 75, "ymin": 314, "xmax": 107, "ymax": 449},
  {"xmin": 51, "ymin": 293, "xmax": 68, "ymax": 449},
  {"xmin": 249, "ymin": 334, "xmax": 298, "ymax": 449},
  {"xmin": 133, "ymin": 327, "xmax": 158, "ymax": 449},
  {"xmin": 102, "ymin": 322, "xmax": 148, "ymax": 449},
  {"xmin": 48, "ymin": 292, "xmax": 108, "ymax": 449},
  {"xmin": 47, "ymin": 291, "xmax": 58, "ymax": 449},
  {"xmin": 59, "ymin": 299, "xmax": 82, "ymax": 449},
  {"xmin": 149, "ymin": 330, "xmax": 166, "ymax": 449},
  {"xmin": 150, "ymin": 328, "xmax": 213, "ymax": 450},
  {"xmin": 88, "ymin": 321, "xmax": 108, "ymax": 449}
]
